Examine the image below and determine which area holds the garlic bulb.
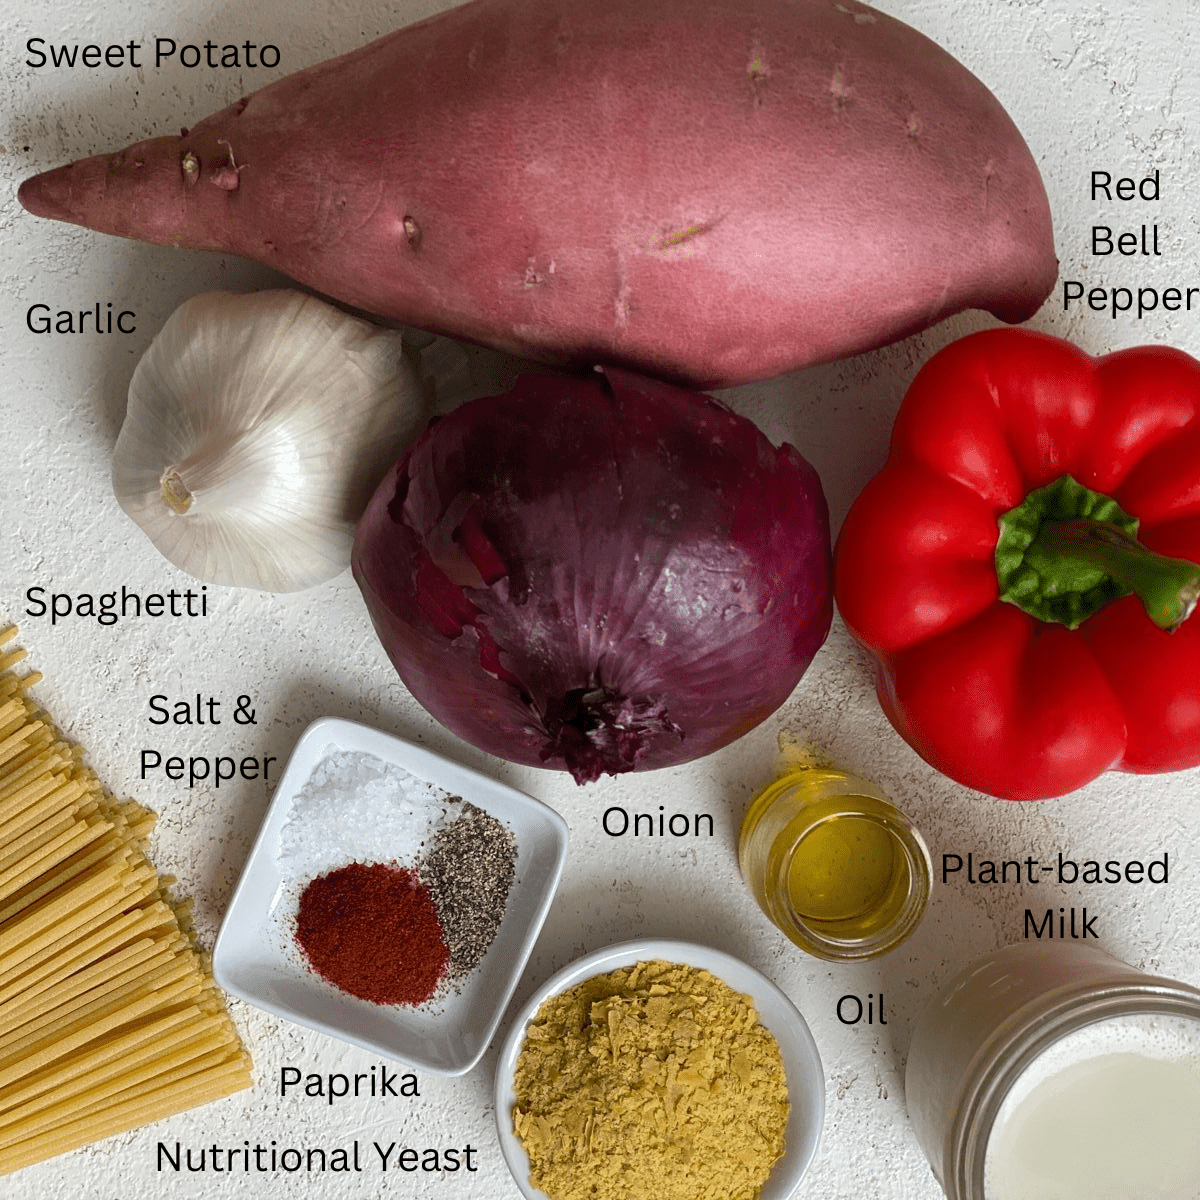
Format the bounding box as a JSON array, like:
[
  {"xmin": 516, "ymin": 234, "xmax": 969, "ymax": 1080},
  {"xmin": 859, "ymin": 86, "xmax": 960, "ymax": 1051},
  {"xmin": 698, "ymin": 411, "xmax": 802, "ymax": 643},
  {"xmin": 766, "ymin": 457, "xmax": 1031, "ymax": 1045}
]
[{"xmin": 113, "ymin": 290, "xmax": 426, "ymax": 592}]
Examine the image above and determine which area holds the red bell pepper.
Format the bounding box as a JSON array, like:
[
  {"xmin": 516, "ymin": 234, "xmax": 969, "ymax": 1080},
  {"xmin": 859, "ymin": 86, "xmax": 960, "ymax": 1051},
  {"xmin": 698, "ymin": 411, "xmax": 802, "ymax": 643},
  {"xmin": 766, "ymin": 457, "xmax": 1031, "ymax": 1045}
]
[{"xmin": 835, "ymin": 327, "xmax": 1200, "ymax": 800}]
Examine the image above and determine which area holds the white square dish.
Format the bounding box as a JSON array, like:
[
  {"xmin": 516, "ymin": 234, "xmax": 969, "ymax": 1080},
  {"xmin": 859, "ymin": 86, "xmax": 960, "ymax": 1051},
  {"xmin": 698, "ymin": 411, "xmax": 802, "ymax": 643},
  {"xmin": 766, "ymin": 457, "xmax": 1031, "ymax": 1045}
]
[{"xmin": 213, "ymin": 716, "xmax": 569, "ymax": 1076}]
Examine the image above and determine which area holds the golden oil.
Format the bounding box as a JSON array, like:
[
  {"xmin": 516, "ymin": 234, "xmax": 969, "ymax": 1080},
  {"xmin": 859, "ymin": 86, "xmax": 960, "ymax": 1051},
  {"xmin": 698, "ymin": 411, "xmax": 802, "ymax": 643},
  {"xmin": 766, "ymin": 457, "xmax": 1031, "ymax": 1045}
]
[{"xmin": 738, "ymin": 766, "xmax": 931, "ymax": 960}]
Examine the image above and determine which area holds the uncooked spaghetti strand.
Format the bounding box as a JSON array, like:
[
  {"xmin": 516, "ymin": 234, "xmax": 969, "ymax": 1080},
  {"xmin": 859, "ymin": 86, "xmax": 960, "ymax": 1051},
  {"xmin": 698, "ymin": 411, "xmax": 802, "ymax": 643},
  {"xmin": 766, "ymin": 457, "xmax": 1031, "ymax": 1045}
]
[
  {"xmin": 0, "ymin": 745, "xmax": 77, "ymax": 806},
  {"xmin": 0, "ymin": 733, "xmax": 76, "ymax": 783},
  {"xmin": 0, "ymin": 876, "xmax": 169, "ymax": 991},
  {"xmin": 0, "ymin": 860, "xmax": 132, "ymax": 959},
  {"xmin": 0, "ymin": 834, "xmax": 142, "ymax": 928},
  {"xmin": 1, "ymin": 773, "xmax": 95, "ymax": 827},
  {"xmin": 0, "ymin": 904, "xmax": 174, "ymax": 1008},
  {"xmin": 0, "ymin": 1008, "xmax": 221, "ymax": 1118},
  {"xmin": 0, "ymin": 857, "xmax": 151, "ymax": 964},
  {"xmin": 0, "ymin": 816, "xmax": 113, "ymax": 902},
  {"xmin": 0, "ymin": 698, "xmax": 28, "ymax": 742},
  {"xmin": 11, "ymin": 1040, "xmax": 250, "ymax": 1141},
  {"xmin": 0, "ymin": 1056, "xmax": 251, "ymax": 1175},
  {"xmin": 0, "ymin": 646, "xmax": 26, "ymax": 673},
  {"xmin": 0, "ymin": 950, "xmax": 197, "ymax": 1063},
  {"xmin": 115, "ymin": 804, "xmax": 155, "ymax": 844},
  {"xmin": 94, "ymin": 1040, "xmax": 247, "ymax": 1110},
  {"xmin": 0, "ymin": 718, "xmax": 49, "ymax": 769},
  {"xmin": 0, "ymin": 972, "xmax": 202, "ymax": 1089},
  {"xmin": 0, "ymin": 935, "xmax": 172, "ymax": 1028},
  {"xmin": 0, "ymin": 773, "xmax": 86, "ymax": 839},
  {"xmin": 0, "ymin": 754, "xmax": 63, "ymax": 808},
  {"xmin": 0, "ymin": 792, "xmax": 103, "ymax": 865},
  {"xmin": 0, "ymin": 937, "xmax": 180, "ymax": 1047},
  {"xmin": 0, "ymin": 950, "xmax": 194, "ymax": 1065},
  {"xmin": 0, "ymin": 864, "xmax": 160, "ymax": 984},
  {"xmin": 0, "ymin": 644, "xmax": 21, "ymax": 672},
  {"xmin": 4, "ymin": 1034, "xmax": 246, "ymax": 1143},
  {"xmin": 6, "ymin": 1012, "xmax": 223, "ymax": 1113},
  {"xmin": 0, "ymin": 804, "xmax": 89, "ymax": 875},
  {"xmin": 0, "ymin": 1013, "xmax": 232, "ymax": 1133},
  {"xmin": 0, "ymin": 809, "xmax": 113, "ymax": 888},
  {"xmin": 0, "ymin": 747, "xmax": 75, "ymax": 801},
  {"xmin": 0, "ymin": 627, "xmax": 252, "ymax": 1174}
]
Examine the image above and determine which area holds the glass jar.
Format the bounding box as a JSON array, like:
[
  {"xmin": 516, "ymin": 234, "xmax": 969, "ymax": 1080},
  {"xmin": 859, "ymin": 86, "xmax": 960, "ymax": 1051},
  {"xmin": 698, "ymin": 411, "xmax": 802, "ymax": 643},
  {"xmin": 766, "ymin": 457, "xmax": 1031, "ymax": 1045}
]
[
  {"xmin": 905, "ymin": 942, "xmax": 1200, "ymax": 1200},
  {"xmin": 737, "ymin": 765, "xmax": 931, "ymax": 961}
]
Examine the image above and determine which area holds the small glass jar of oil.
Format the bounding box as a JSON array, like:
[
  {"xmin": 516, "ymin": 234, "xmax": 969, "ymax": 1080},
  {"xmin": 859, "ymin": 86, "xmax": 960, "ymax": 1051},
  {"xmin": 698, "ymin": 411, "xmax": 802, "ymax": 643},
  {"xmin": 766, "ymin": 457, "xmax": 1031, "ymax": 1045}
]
[{"xmin": 738, "ymin": 765, "xmax": 931, "ymax": 960}]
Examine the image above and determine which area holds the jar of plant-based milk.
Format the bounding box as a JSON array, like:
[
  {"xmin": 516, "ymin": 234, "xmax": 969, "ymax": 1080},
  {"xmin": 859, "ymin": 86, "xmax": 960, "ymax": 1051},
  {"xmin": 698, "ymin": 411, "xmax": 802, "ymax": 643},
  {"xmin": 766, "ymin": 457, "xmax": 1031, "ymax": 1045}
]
[{"xmin": 905, "ymin": 942, "xmax": 1200, "ymax": 1200}]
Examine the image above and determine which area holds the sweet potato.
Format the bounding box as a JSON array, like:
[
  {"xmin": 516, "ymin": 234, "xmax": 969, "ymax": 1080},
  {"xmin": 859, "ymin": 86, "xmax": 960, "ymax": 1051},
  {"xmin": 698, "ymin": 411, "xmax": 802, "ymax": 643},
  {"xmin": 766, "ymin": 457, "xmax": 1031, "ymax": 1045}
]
[{"xmin": 18, "ymin": 0, "xmax": 1056, "ymax": 388}]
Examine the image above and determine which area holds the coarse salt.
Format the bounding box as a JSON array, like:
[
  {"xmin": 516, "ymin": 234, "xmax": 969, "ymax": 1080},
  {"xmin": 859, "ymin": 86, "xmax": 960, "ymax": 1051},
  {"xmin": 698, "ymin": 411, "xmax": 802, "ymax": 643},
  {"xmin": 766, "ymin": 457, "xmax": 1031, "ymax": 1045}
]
[{"xmin": 278, "ymin": 746, "xmax": 461, "ymax": 882}]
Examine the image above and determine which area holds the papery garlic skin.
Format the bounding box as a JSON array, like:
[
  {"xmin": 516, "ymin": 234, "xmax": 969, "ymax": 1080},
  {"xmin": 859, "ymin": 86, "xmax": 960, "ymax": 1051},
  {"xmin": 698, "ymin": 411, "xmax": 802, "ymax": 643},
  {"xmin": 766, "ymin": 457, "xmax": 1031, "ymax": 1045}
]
[{"xmin": 113, "ymin": 290, "xmax": 425, "ymax": 592}]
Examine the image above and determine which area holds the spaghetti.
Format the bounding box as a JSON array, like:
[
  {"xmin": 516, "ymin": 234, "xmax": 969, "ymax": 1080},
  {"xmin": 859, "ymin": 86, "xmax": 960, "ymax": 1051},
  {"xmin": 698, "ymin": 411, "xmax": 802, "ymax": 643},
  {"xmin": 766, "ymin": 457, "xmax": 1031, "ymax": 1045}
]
[{"xmin": 0, "ymin": 626, "xmax": 251, "ymax": 1174}]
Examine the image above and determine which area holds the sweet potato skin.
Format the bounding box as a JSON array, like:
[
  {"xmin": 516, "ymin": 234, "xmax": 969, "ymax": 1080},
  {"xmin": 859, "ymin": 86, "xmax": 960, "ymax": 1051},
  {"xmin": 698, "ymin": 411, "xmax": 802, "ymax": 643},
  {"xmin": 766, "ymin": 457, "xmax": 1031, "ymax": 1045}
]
[{"xmin": 18, "ymin": 0, "xmax": 1056, "ymax": 388}]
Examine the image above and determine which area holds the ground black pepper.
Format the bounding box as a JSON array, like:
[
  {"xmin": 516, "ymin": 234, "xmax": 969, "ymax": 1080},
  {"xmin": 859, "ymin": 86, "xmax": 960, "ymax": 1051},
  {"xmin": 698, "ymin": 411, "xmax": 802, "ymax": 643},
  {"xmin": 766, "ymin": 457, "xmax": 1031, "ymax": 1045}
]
[{"xmin": 419, "ymin": 801, "xmax": 517, "ymax": 981}]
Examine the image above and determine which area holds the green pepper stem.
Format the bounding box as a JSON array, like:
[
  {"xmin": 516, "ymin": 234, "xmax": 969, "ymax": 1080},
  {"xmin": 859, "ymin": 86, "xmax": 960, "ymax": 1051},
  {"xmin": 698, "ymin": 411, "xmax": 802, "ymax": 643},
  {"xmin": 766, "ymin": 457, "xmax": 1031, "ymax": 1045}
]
[{"xmin": 1034, "ymin": 519, "xmax": 1200, "ymax": 632}]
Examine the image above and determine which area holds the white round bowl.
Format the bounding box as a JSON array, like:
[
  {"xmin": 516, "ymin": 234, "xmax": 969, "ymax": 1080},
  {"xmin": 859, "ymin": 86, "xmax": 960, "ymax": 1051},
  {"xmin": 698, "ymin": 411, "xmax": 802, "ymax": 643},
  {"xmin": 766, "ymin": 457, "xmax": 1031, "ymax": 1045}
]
[{"xmin": 494, "ymin": 938, "xmax": 825, "ymax": 1200}]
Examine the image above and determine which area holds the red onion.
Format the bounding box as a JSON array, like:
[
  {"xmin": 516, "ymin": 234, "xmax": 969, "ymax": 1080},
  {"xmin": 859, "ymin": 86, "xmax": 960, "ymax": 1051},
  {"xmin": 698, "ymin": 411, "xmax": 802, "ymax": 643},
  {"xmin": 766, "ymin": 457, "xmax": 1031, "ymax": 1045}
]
[{"xmin": 352, "ymin": 368, "xmax": 831, "ymax": 783}]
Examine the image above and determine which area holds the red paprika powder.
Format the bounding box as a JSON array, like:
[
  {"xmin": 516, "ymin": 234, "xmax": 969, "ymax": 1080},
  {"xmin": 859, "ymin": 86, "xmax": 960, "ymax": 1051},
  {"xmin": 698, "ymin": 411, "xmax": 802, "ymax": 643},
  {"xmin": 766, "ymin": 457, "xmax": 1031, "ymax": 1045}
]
[{"xmin": 295, "ymin": 862, "xmax": 450, "ymax": 1005}]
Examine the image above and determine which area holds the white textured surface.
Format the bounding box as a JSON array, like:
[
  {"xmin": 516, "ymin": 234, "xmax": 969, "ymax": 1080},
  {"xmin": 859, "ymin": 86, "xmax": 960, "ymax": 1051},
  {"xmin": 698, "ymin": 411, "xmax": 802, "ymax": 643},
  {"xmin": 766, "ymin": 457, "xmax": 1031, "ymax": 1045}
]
[{"xmin": 2, "ymin": 1, "xmax": 1199, "ymax": 1197}]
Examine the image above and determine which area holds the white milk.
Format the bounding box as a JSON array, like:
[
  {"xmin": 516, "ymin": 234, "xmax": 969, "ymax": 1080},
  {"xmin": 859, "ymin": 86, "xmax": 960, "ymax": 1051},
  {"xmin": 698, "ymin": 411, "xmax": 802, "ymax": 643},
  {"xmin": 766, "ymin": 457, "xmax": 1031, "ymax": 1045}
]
[{"xmin": 983, "ymin": 1012, "xmax": 1200, "ymax": 1200}]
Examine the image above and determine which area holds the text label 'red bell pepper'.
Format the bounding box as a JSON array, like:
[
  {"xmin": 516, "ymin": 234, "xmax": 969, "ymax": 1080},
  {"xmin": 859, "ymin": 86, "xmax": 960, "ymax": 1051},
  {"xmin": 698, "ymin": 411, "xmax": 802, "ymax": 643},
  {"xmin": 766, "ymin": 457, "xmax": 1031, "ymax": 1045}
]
[{"xmin": 834, "ymin": 328, "xmax": 1200, "ymax": 801}]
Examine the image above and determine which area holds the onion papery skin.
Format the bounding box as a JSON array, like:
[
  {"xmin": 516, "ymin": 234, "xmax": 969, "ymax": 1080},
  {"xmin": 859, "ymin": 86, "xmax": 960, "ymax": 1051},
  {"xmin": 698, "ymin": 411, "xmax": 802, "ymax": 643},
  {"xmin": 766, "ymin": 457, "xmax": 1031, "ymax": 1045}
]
[{"xmin": 352, "ymin": 368, "xmax": 832, "ymax": 783}]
